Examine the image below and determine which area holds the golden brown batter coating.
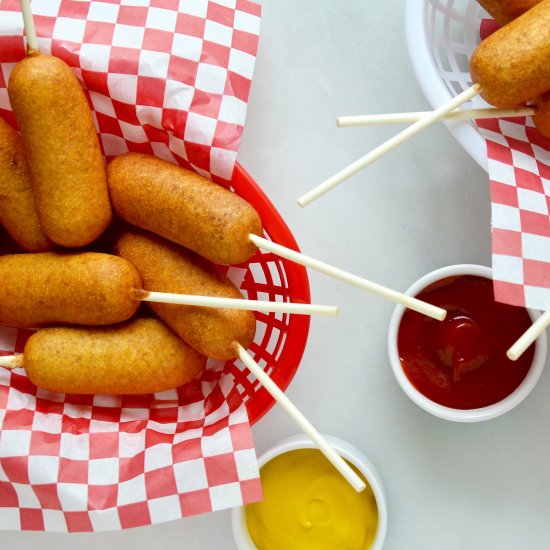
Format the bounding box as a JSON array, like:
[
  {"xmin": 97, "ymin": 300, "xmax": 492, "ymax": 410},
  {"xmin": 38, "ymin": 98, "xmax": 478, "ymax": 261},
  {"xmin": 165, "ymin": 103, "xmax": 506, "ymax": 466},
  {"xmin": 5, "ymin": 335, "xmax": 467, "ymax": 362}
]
[
  {"xmin": 470, "ymin": 0, "xmax": 550, "ymax": 107},
  {"xmin": 476, "ymin": 0, "xmax": 541, "ymax": 26},
  {"xmin": 107, "ymin": 153, "xmax": 262, "ymax": 265},
  {"xmin": 0, "ymin": 117, "xmax": 53, "ymax": 251},
  {"xmin": 0, "ymin": 252, "xmax": 142, "ymax": 328},
  {"xmin": 8, "ymin": 54, "xmax": 112, "ymax": 247},
  {"xmin": 534, "ymin": 94, "xmax": 550, "ymax": 137},
  {"xmin": 24, "ymin": 318, "xmax": 206, "ymax": 394},
  {"xmin": 114, "ymin": 228, "xmax": 256, "ymax": 360}
]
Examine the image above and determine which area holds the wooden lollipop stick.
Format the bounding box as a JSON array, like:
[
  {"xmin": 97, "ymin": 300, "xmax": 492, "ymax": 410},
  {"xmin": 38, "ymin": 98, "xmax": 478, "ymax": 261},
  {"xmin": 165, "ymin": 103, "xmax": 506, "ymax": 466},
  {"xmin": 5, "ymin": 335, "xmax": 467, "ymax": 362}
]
[
  {"xmin": 507, "ymin": 309, "xmax": 550, "ymax": 361},
  {"xmin": 337, "ymin": 106, "xmax": 535, "ymax": 127},
  {"xmin": 249, "ymin": 234, "xmax": 446, "ymax": 321},
  {"xmin": 19, "ymin": 0, "xmax": 39, "ymax": 54},
  {"xmin": 0, "ymin": 355, "xmax": 23, "ymax": 369},
  {"xmin": 140, "ymin": 291, "xmax": 338, "ymax": 316},
  {"xmin": 297, "ymin": 84, "xmax": 481, "ymax": 207},
  {"xmin": 235, "ymin": 343, "xmax": 366, "ymax": 493}
]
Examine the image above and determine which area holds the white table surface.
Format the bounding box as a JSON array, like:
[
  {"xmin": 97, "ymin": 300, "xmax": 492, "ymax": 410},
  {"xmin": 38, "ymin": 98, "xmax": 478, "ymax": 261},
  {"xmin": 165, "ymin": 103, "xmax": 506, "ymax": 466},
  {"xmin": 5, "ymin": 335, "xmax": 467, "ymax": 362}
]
[{"xmin": 5, "ymin": 1, "xmax": 550, "ymax": 549}]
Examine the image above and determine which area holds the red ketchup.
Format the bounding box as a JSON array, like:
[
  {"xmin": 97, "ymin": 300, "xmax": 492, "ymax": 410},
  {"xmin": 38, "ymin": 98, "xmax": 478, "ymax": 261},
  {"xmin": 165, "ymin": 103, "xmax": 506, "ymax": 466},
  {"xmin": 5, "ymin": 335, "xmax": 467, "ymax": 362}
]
[{"xmin": 398, "ymin": 275, "xmax": 535, "ymax": 409}]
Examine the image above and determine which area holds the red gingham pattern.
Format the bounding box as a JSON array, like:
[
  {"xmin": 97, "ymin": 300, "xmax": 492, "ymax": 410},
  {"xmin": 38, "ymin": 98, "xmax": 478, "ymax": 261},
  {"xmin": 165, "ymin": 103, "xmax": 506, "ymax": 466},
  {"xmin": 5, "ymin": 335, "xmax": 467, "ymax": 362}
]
[
  {"xmin": 0, "ymin": 356, "xmax": 263, "ymax": 532},
  {"xmin": 476, "ymin": 21, "xmax": 550, "ymax": 311},
  {"xmin": 477, "ymin": 116, "xmax": 550, "ymax": 310},
  {"xmin": 0, "ymin": 0, "xmax": 296, "ymax": 533},
  {"xmin": 0, "ymin": 0, "xmax": 261, "ymax": 180}
]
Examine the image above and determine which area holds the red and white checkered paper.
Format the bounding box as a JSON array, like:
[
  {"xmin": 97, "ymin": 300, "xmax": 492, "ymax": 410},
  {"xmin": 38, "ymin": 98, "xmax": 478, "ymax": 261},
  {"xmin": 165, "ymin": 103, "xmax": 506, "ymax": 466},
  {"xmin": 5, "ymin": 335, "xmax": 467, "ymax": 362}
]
[
  {"xmin": 0, "ymin": 350, "xmax": 261, "ymax": 532},
  {"xmin": 0, "ymin": 0, "xmax": 261, "ymax": 181},
  {"xmin": 0, "ymin": 0, "xmax": 265, "ymax": 532},
  {"xmin": 477, "ymin": 117, "xmax": 550, "ymax": 311},
  {"xmin": 476, "ymin": 20, "xmax": 550, "ymax": 311}
]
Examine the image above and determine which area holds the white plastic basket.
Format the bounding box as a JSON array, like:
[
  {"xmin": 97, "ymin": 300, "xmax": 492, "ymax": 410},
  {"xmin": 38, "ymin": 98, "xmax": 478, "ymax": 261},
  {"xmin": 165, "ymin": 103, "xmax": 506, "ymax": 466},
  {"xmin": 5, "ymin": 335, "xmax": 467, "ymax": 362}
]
[{"xmin": 405, "ymin": 0, "xmax": 492, "ymax": 171}]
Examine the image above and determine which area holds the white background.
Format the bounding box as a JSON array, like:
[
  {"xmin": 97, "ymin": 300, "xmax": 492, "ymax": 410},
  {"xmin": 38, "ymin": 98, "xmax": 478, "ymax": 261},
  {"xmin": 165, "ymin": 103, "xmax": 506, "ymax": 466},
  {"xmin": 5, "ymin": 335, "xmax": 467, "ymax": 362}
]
[{"xmin": 6, "ymin": 0, "xmax": 550, "ymax": 548}]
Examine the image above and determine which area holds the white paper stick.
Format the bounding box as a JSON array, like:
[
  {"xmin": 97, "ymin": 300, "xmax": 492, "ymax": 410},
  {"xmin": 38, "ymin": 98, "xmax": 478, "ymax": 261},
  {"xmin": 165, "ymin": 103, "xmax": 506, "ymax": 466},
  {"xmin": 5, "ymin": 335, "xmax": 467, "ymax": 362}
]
[
  {"xmin": 298, "ymin": 84, "xmax": 481, "ymax": 207},
  {"xmin": 0, "ymin": 355, "xmax": 23, "ymax": 369},
  {"xmin": 141, "ymin": 291, "xmax": 338, "ymax": 316},
  {"xmin": 507, "ymin": 310, "xmax": 550, "ymax": 361},
  {"xmin": 249, "ymin": 234, "xmax": 446, "ymax": 321},
  {"xmin": 235, "ymin": 343, "xmax": 366, "ymax": 493},
  {"xmin": 337, "ymin": 106, "xmax": 535, "ymax": 127},
  {"xmin": 19, "ymin": 0, "xmax": 39, "ymax": 54}
]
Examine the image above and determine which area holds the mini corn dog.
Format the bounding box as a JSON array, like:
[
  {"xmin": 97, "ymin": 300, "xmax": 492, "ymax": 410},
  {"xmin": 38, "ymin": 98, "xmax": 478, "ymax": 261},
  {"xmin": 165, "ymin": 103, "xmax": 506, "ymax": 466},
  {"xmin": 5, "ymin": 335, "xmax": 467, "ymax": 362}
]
[
  {"xmin": 470, "ymin": 0, "xmax": 550, "ymax": 107},
  {"xmin": 0, "ymin": 116, "xmax": 53, "ymax": 251},
  {"xmin": 107, "ymin": 153, "xmax": 262, "ymax": 265},
  {"xmin": 107, "ymin": 154, "xmax": 441, "ymax": 322},
  {"xmin": 1, "ymin": 318, "xmax": 206, "ymax": 394},
  {"xmin": 0, "ymin": 250, "xmax": 336, "ymax": 330},
  {"xmin": 0, "ymin": 252, "xmax": 142, "ymax": 328},
  {"xmin": 114, "ymin": 228, "xmax": 256, "ymax": 360},
  {"xmin": 8, "ymin": 53, "xmax": 112, "ymax": 247}
]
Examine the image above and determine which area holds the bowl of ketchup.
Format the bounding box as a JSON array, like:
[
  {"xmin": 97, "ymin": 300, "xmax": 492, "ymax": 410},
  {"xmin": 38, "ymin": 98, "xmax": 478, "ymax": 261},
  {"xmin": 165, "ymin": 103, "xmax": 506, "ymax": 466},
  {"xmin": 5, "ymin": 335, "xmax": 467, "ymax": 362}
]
[{"xmin": 388, "ymin": 265, "xmax": 547, "ymax": 422}]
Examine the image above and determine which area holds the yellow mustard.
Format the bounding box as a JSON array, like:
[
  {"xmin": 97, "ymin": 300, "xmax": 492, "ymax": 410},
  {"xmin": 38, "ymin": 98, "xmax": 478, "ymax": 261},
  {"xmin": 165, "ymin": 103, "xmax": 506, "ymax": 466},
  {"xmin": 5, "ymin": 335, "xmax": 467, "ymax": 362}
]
[{"xmin": 244, "ymin": 448, "xmax": 379, "ymax": 550}]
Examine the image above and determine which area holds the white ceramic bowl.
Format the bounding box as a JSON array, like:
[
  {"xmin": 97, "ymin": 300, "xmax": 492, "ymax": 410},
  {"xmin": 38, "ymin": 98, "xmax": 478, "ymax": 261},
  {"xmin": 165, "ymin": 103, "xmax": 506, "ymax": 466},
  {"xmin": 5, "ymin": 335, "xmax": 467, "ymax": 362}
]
[
  {"xmin": 231, "ymin": 434, "xmax": 388, "ymax": 550},
  {"xmin": 388, "ymin": 264, "xmax": 547, "ymax": 422}
]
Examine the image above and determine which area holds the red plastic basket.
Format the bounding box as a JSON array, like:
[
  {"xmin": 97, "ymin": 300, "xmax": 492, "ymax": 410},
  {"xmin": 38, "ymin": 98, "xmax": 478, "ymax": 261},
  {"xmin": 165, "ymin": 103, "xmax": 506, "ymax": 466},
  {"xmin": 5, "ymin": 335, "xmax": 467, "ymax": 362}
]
[
  {"xmin": 0, "ymin": 161, "xmax": 311, "ymax": 426},
  {"xmin": 0, "ymin": 162, "xmax": 311, "ymax": 528},
  {"xmin": 0, "ymin": 0, "xmax": 310, "ymax": 528}
]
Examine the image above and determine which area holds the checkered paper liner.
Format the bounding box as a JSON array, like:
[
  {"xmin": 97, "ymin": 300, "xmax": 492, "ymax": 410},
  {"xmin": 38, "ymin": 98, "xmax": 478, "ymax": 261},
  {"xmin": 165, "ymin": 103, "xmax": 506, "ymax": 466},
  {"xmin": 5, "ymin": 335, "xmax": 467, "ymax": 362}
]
[
  {"xmin": 0, "ymin": 359, "xmax": 262, "ymax": 532},
  {"xmin": 0, "ymin": 0, "xmax": 261, "ymax": 181},
  {"xmin": 0, "ymin": 0, "xmax": 311, "ymax": 534},
  {"xmin": 477, "ymin": 117, "xmax": 550, "ymax": 310},
  {"xmin": 476, "ymin": 20, "xmax": 550, "ymax": 311}
]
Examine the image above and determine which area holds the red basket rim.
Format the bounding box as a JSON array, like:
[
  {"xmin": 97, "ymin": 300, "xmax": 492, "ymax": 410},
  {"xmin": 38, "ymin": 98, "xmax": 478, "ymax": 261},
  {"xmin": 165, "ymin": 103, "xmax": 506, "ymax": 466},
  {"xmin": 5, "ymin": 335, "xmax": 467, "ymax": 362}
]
[{"xmin": 231, "ymin": 163, "xmax": 311, "ymax": 425}]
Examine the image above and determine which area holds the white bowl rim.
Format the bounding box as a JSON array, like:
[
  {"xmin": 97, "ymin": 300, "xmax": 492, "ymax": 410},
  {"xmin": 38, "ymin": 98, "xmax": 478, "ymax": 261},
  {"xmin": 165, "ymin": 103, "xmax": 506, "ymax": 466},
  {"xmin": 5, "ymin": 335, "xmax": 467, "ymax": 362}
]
[
  {"xmin": 388, "ymin": 264, "xmax": 548, "ymax": 422},
  {"xmin": 231, "ymin": 433, "xmax": 388, "ymax": 550},
  {"xmin": 404, "ymin": 0, "xmax": 489, "ymax": 172}
]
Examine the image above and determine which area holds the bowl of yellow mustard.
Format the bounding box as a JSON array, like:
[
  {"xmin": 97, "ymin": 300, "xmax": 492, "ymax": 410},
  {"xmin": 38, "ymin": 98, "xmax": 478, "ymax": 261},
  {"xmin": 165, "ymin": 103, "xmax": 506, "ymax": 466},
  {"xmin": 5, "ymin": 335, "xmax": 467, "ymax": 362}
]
[{"xmin": 232, "ymin": 434, "xmax": 387, "ymax": 550}]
